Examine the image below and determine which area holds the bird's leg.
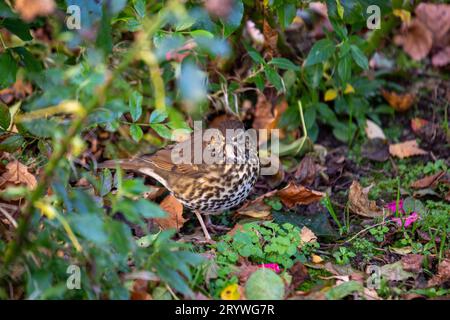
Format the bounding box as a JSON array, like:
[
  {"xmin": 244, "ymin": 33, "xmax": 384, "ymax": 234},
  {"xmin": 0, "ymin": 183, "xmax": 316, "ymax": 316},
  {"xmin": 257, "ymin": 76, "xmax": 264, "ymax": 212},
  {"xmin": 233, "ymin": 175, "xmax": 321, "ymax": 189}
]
[
  {"xmin": 193, "ymin": 210, "xmax": 211, "ymax": 240},
  {"xmin": 205, "ymin": 215, "xmax": 231, "ymax": 232}
]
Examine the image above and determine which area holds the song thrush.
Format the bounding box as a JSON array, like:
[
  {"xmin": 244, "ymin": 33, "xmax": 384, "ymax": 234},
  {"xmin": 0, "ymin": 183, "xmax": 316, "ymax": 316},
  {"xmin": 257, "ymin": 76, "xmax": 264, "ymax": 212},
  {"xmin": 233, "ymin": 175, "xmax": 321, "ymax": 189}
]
[{"xmin": 100, "ymin": 119, "xmax": 260, "ymax": 240}]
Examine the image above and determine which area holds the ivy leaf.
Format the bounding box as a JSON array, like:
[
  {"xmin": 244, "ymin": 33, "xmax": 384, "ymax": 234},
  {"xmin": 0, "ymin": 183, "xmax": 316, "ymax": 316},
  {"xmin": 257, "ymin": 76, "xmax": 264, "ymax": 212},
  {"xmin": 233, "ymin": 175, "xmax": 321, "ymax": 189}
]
[
  {"xmin": 269, "ymin": 57, "xmax": 300, "ymax": 71},
  {"xmin": 350, "ymin": 45, "xmax": 368, "ymax": 70},
  {"xmin": 129, "ymin": 91, "xmax": 143, "ymax": 122},
  {"xmin": 150, "ymin": 123, "xmax": 173, "ymax": 140},
  {"xmin": 149, "ymin": 109, "xmax": 168, "ymax": 124},
  {"xmin": 305, "ymin": 39, "xmax": 335, "ymax": 66},
  {"xmin": 130, "ymin": 124, "xmax": 143, "ymax": 142}
]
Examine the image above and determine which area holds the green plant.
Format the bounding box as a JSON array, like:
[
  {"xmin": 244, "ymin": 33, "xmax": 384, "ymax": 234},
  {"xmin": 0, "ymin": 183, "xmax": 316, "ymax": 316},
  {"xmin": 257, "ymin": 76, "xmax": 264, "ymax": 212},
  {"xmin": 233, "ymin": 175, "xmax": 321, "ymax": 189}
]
[
  {"xmin": 333, "ymin": 246, "xmax": 356, "ymax": 265},
  {"xmin": 352, "ymin": 238, "xmax": 377, "ymax": 262},
  {"xmin": 369, "ymin": 225, "xmax": 389, "ymax": 242}
]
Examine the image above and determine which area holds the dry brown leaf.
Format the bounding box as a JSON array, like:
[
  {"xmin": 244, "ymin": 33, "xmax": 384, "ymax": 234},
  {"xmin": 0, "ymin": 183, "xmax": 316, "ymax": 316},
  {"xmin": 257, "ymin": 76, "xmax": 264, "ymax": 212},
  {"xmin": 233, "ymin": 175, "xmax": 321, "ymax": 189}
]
[
  {"xmin": 381, "ymin": 89, "xmax": 415, "ymax": 112},
  {"xmin": 365, "ymin": 120, "xmax": 386, "ymax": 140},
  {"xmin": 311, "ymin": 254, "xmax": 324, "ymax": 264},
  {"xmin": 411, "ymin": 171, "xmax": 445, "ymax": 189},
  {"xmin": 236, "ymin": 199, "xmax": 272, "ymax": 219},
  {"xmin": 289, "ymin": 262, "xmax": 309, "ymax": 290},
  {"xmin": 154, "ymin": 194, "xmax": 187, "ymax": 231},
  {"xmin": 411, "ymin": 118, "xmax": 429, "ymax": 134},
  {"xmin": 15, "ymin": 0, "xmax": 55, "ymax": 22},
  {"xmin": 0, "ymin": 161, "xmax": 37, "ymax": 190},
  {"xmin": 389, "ymin": 140, "xmax": 428, "ymax": 159},
  {"xmin": 401, "ymin": 254, "xmax": 424, "ymax": 273},
  {"xmin": 415, "ymin": 3, "xmax": 450, "ymax": 45},
  {"xmin": 0, "ymin": 79, "xmax": 33, "ymax": 105},
  {"xmin": 252, "ymin": 94, "xmax": 275, "ymax": 131},
  {"xmin": 348, "ymin": 181, "xmax": 383, "ymax": 218},
  {"xmin": 432, "ymin": 46, "xmax": 450, "ymax": 67},
  {"xmin": 294, "ymin": 156, "xmax": 317, "ymax": 186},
  {"xmin": 277, "ymin": 182, "xmax": 325, "ymax": 209},
  {"xmin": 300, "ymin": 226, "xmax": 317, "ymax": 244},
  {"xmin": 428, "ymin": 258, "xmax": 450, "ymax": 287},
  {"xmin": 130, "ymin": 279, "xmax": 152, "ymax": 300},
  {"xmin": 263, "ymin": 19, "xmax": 278, "ymax": 58},
  {"xmin": 394, "ymin": 19, "xmax": 433, "ymax": 61}
]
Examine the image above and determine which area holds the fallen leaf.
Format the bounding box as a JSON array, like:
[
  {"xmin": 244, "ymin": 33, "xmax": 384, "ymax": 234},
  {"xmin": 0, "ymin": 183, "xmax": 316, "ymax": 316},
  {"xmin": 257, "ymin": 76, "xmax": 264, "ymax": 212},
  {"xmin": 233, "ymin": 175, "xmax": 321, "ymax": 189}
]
[
  {"xmin": 300, "ymin": 226, "xmax": 317, "ymax": 244},
  {"xmin": 428, "ymin": 258, "xmax": 450, "ymax": 287},
  {"xmin": 414, "ymin": 3, "xmax": 450, "ymax": 45},
  {"xmin": 411, "ymin": 171, "xmax": 445, "ymax": 189},
  {"xmin": 389, "ymin": 140, "xmax": 428, "ymax": 159},
  {"xmin": 154, "ymin": 195, "xmax": 187, "ymax": 231},
  {"xmin": 390, "ymin": 246, "xmax": 413, "ymax": 255},
  {"xmin": 220, "ymin": 283, "xmax": 241, "ymax": 300},
  {"xmin": 252, "ymin": 94, "xmax": 275, "ymax": 131},
  {"xmin": 325, "ymin": 281, "xmax": 364, "ymax": 300},
  {"xmin": 361, "ymin": 138, "xmax": 390, "ymax": 162},
  {"xmin": 380, "ymin": 261, "xmax": 415, "ymax": 281},
  {"xmin": 0, "ymin": 79, "xmax": 33, "ymax": 105},
  {"xmin": 245, "ymin": 269, "xmax": 285, "ymax": 300},
  {"xmin": 381, "ymin": 89, "xmax": 415, "ymax": 112},
  {"xmin": 348, "ymin": 181, "xmax": 383, "ymax": 218},
  {"xmin": 401, "ymin": 254, "xmax": 424, "ymax": 273},
  {"xmin": 263, "ymin": 19, "xmax": 278, "ymax": 58},
  {"xmin": 15, "ymin": 0, "xmax": 55, "ymax": 22},
  {"xmin": 394, "ymin": 19, "xmax": 433, "ymax": 61},
  {"xmin": 0, "ymin": 160, "xmax": 37, "ymax": 190},
  {"xmin": 411, "ymin": 118, "xmax": 429, "ymax": 134},
  {"xmin": 289, "ymin": 262, "xmax": 309, "ymax": 290},
  {"xmin": 432, "ymin": 46, "xmax": 450, "ymax": 67},
  {"xmin": 277, "ymin": 182, "xmax": 325, "ymax": 208},
  {"xmin": 236, "ymin": 197, "xmax": 272, "ymax": 219},
  {"xmin": 311, "ymin": 254, "xmax": 324, "ymax": 264},
  {"xmin": 130, "ymin": 279, "xmax": 152, "ymax": 300},
  {"xmin": 365, "ymin": 120, "xmax": 386, "ymax": 140},
  {"xmin": 294, "ymin": 156, "xmax": 316, "ymax": 186}
]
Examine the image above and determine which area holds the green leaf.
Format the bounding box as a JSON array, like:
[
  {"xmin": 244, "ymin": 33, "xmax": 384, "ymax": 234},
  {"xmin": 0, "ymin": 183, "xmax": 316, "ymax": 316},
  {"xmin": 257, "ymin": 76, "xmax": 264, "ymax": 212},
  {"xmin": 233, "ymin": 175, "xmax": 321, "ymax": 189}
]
[
  {"xmin": 71, "ymin": 214, "xmax": 108, "ymax": 246},
  {"xmin": 0, "ymin": 103, "xmax": 11, "ymax": 130},
  {"xmin": 350, "ymin": 45, "xmax": 368, "ymax": 70},
  {"xmin": 150, "ymin": 123, "xmax": 173, "ymax": 140},
  {"xmin": 264, "ymin": 66, "xmax": 283, "ymax": 92},
  {"xmin": 121, "ymin": 178, "xmax": 149, "ymax": 195},
  {"xmin": 269, "ymin": 57, "xmax": 300, "ymax": 71},
  {"xmin": 130, "ymin": 124, "xmax": 143, "ymax": 142},
  {"xmin": 129, "ymin": 91, "xmax": 143, "ymax": 122},
  {"xmin": 96, "ymin": 5, "xmax": 113, "ymax": 54},
  {"xmin": 245, "ymin": 269, "xmax": 285, "ymax": 300},
  {"xmin": 325, "ymin": 281, "xmax": 363, "ymax": 300},
  {"xmin": 149, "ymin": 109, "xmax": 168, "ymax": 124},
  {"xmin": 0, "ymin": 51, "xmax": 18, "ymax": 88},
  {"xmin": 190, "ymin": 30, "xmax": 214, "ymax": 39},
  {"xmin": 304, "ymin": 39, "xmax": 335, "ymax": 67},
  {"xmin": 337, "ymin": 55, "xmax": 351, "ymax": 83},
  {"xmin": 12, "ymin": 47, "xmax": 43, "ymax": 73},
  {"xmin": 221, "ymin": 0, "xmax": 244, "ymax": 37},
  {"xmin": 1, "ymin": 19, "xmax": 32, "ymax": 41},
  {"xmin": 0, "ymin": 134, "xmax": 24, "ymax": 152},
  {"xmin": 243, "ymin": 42, "xmax": 264, "ymax": 64},
  {"xmin": 0, "ymin": 1, "xmax": 17, "ymax": 18},
  {"xmin": 134, "ymin": 0, "xmax": 146, "ymax": 18}
]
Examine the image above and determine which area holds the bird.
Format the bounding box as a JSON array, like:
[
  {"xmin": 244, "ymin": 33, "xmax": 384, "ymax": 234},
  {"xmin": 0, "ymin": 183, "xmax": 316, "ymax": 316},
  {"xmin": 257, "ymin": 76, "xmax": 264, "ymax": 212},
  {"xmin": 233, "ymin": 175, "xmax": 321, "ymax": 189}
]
[{"xmin": 99, "ymin": 119, "xmax": 260, "ymax": 240}]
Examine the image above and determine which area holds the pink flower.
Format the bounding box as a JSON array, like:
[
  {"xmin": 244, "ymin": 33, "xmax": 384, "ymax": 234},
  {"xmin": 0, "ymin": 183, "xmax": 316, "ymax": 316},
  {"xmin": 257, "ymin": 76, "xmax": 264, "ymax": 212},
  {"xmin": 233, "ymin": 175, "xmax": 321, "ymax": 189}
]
[
  {"xmin": 387, "ymin": 200, "xmax": 405, "ymax": 214},
  {"xmin": 392, "ymin": 212, "xmax": 419, "ymax": 228},
  {"xmin": 259, "ymin": 263, "xmax": 281, "ymax": 273}
]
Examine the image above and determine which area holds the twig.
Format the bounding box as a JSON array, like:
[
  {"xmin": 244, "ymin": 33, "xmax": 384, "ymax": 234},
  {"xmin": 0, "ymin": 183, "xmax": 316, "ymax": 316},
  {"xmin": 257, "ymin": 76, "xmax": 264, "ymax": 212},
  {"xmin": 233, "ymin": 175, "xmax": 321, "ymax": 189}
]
[
  {"xmin": 343, "ymin": 220, "xmax": 389, "ymax": 244},
  {"xmin": 0, "ymin": 206, "xmax": 18, "ymax": 228}
]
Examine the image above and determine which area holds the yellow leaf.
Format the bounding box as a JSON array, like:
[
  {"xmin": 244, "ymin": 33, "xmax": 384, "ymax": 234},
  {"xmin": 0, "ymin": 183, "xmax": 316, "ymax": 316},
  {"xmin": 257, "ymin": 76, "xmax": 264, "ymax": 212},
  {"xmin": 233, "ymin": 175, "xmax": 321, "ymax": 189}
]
[
  {"xmin": 312, "ymin": 254, "xmax": 324, "ymax": 264},
  {"xmin": 221, "ymin": 284, "xmax": 240, "ymax": 300},
  {"xmin": 344, "ymin": 83, "xmax": 355, "ymax": 94},
  {"xmin": 393, "ymin": 9, "xmax": 411, "ymax": 24},
  {"xmin": 324, "ymin": 89, "xmax": 338, "ymax": 101}
]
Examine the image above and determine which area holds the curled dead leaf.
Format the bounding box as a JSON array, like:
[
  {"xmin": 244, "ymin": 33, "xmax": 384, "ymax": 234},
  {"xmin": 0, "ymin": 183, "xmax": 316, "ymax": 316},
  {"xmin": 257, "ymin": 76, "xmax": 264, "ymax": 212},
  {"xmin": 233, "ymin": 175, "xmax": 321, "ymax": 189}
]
[
  {"xmin": 394, "ymin": 19, "xmax": 433, "ymax": 61},
  {"xmin": 389, "ymin": 140, "xmax": 427, "ymax": 159},
  {"xmin": 411, "ymin": 171, "xmax": 445, "ymax": 189},
  {"xmin": 277, "ymin": 182, "xmax": 325, "ymax": 209},
  {"xmin": 381, "ymin": 89, "xmax": 415, "ymax": 112},
  {"xmin": 348, "ymin": 181, "xmax": 384, "ymax": 218},
  {"xmin": 154, "ymin": 194, "xmax": 187, "ymax": 231},
  {"xmin": 300, "ymin": 226, "xmax": 317, "ymax": 244},
  {"xmin": 427, "ymin": 258, "xmax": 450, "ymax": 287},
  {"xmin": 365, "ymin": 120, "xmax": 386, "ymax": 140},
  {"xmin": 0, "ymin": 161, "xmax": 37, "ymax": 191},
  {"xmin": 401, "ymin": 254, "xmax": 424, "ymax": 274}
]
